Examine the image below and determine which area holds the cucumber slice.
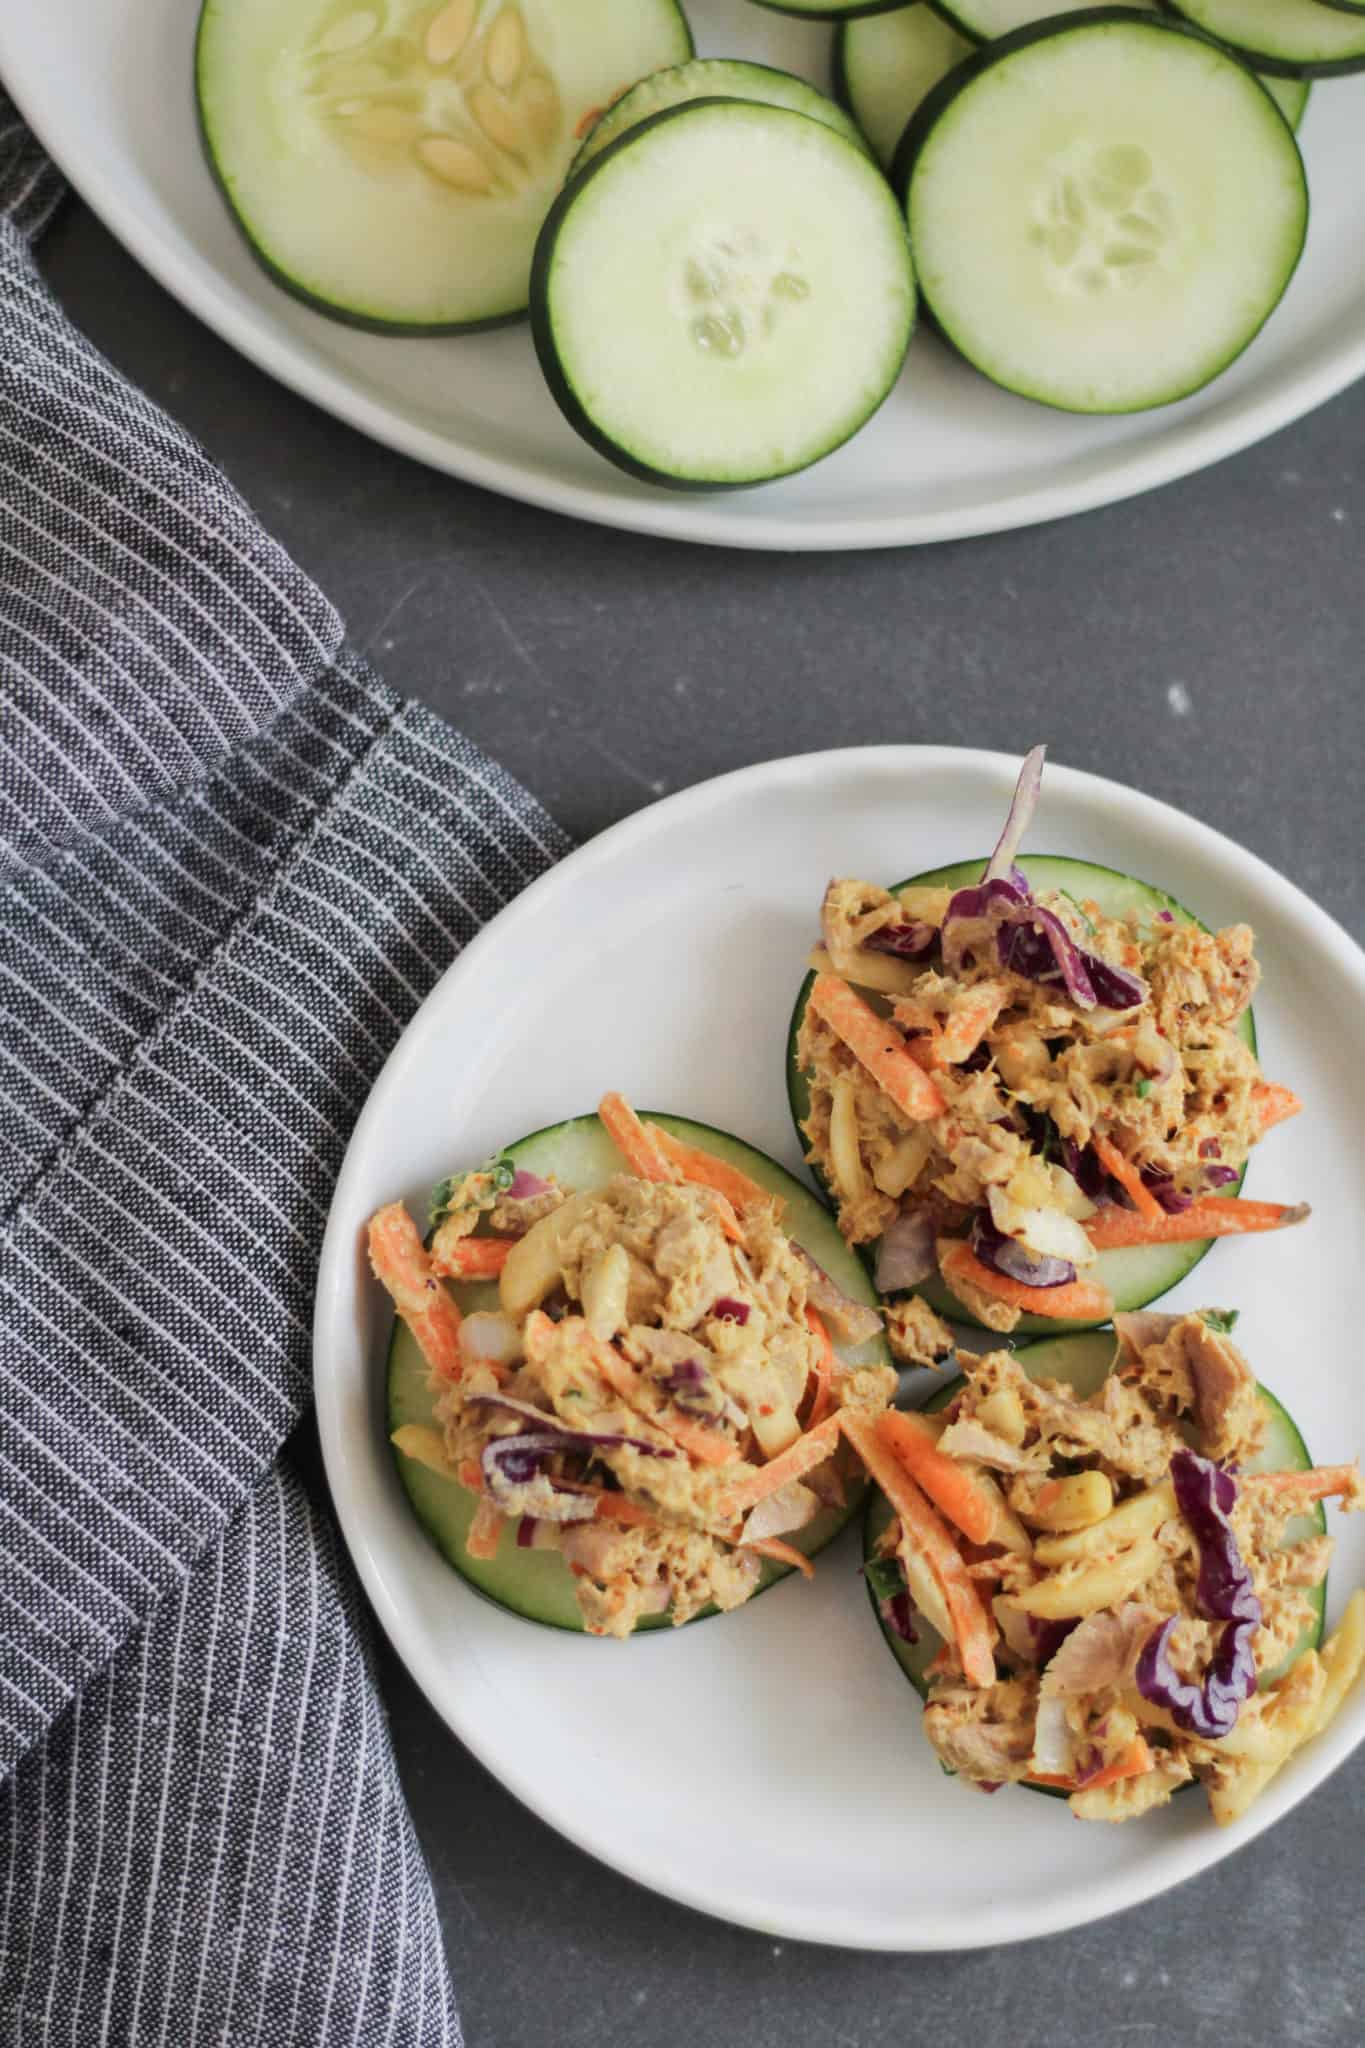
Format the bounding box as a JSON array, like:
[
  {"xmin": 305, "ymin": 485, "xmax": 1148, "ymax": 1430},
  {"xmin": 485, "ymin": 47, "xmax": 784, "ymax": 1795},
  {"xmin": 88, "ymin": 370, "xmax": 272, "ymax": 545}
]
[
  {"xmin": 748, "ymin": 0, "xmax": 916, "ymax": 19},
  {"xmin": 531, "ymin": 99, "xmax": 916, "ymax": 489},
  {"xmin": 1159, "ymin": 0, "xmax": 1365, "ymax": 76},
  {"xmin": 835, "ymin": 7, "xmax": 974, "ymax": 170},
  {"xmin": 896, "ymin": 11, "xmax": 1308, "ymax": 414},
  {"xmin": 864, "ymin": 0, "xmax": 1307, "ymax": 136},
  {"xmin": 572, "ymin": 59, "xmax": 870, "ymax": 175},
  {"xmin": 389, "ymin": 1111, "xmax": 891, "ymax": 1634},
  {"xmin": 195, "ymin": 0, "xmax": 692, "ymax": 332},
  {"xmin": 787, "ymin": 853, "xmax": 1257, "ymax": 1338},
  {"xmin": 864, "ymin": 1330, "xmax": 1328, "ymax": 1742}
]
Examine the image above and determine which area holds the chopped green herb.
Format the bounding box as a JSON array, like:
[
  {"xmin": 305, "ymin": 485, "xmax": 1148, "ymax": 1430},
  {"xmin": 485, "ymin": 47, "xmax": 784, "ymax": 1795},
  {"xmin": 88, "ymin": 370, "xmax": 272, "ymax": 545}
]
[
  {"xmin": 1201, "ymin": 1309, "xmax": 1240, "ymax": 1335},
  {"xmin": 1135, "ymin": 1078, "xmax": 1152, "ymax": 1100},
  {"xmin": 864, "ymin": 1557, "xmax": 906, "ymax": 1604}
]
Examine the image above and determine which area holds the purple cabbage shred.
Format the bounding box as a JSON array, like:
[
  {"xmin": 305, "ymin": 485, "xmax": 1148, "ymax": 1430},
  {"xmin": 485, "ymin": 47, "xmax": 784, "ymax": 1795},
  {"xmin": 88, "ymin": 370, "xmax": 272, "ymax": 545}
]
[
  {"xmin": 711, "ymin": 1296, "xmax": 750, "ymax": 1326},
  {"xmin": 968, "ymin": 1211, "xmax": 1076, "ymax": 1290},
  {"xmin": 1135, "ymin": 1449, "xmax": 1262, "ymax": 1740},
  {"xmin": 865, "ymin": 920, "xmax": 936, "ymax": 960}
]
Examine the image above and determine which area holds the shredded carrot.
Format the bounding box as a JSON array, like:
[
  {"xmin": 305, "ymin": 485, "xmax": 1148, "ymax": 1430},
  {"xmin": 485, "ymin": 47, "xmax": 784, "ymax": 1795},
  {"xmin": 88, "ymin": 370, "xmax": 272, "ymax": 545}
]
[
  {"xmin": 1086, "ymin": 1196, "xmax": 1309, "ymax": 1251},
  {"xmin": 367, "ymin": 1201, "xmax": 464, "ymax": 1380},
  {"xmin": 1244, "ymin": 1464, "xmax": 1360, "ymax": 1503},
  {"xmin": 1029, "ymin": 1735, "xmax": 1154, "ymax": 1794},
  {"xmin": 722, "ymin": 1414, "xmax": 843, "ymax": 1514},
  {"xmin": 939, "ymin": 1239, "xmax": 1114, "ymax": 1322},
  {"xmin": 841, "ymin": 1411, "xmax": 997, "ymax": 1688},
  {"xmin": 803, "ymin": 1308, "xmax": 835, "ymax": 1432},
  {"xmin": 808, "ymin": 974, "xmax": 947, "ymax": 1123},
  {"xmin": 590, "ymin": 1492, "xmax": 657, "ymax": 1527},
  {"xmin": 430, "ymin": 1235, "xmax": 518, "ymax": 1280},
  {"xmin": 644, "ymin": 1123, "xmax": 775, "ymax": 1216},
  {"xmin": 465, "ymin": 1496, "xmax": 504, "ymax": 1560},
  {"xmin": 744, "ymin": 1534, "xmax": 816, "ymax": 1580},
  {"xmin": 589, "ymin": 1337, "xmax": 740, "ymax": 1467},
  {"xmin": 457, "ymin": 1458, "xmax": 484, "ymax": 1493},
  {"xmin": 876, "ymin": 1409, "xmax": 998, "ymax": 1547},
  {"xmin": 1091, "ymin": 1135, "xmax": 1166, "ymax": 1224},
  {"xmin": 1253, "ymin": 1082, "xmax": 1303, "ymax": 1132},
  {"xmin": 707, "ymin": 1190, "xmax": 747, "ymax": 1246},
  {"xmin": 597, "ymin": 1092, "xmax": 676, "ymax": 1182},
  {"xmin": 927, "ymin": 983, "xmax": 1009, "ymax": 1070}
]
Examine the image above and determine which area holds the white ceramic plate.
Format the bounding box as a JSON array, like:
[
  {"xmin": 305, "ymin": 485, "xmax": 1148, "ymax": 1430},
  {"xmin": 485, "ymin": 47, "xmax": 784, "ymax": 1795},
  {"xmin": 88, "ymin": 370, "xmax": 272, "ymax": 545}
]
[
  {"xmin": 4, "ymin": 6, "xmax": 1365, "ymax": 550},
  {"xmin": 314, "ymin": 746, "xmax": 1365, "ymax": 1948}
]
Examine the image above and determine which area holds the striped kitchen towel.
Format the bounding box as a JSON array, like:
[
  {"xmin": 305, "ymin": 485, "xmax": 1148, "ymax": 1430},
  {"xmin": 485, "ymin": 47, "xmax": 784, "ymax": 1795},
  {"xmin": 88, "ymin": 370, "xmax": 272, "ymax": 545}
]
[{"xmin": 0, "ymin": 92, "xmax": 569, "ymax": 2046}]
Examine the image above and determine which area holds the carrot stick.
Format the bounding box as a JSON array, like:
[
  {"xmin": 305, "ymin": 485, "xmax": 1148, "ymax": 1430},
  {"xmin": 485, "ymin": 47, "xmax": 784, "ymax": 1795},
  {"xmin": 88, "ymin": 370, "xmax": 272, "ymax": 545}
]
[
  {"xmin": 367, "ymin": 1201, "xmax": 464, "ymax": 1381},
  {"xmin": 645, "ymin": 1124, "xmax": 776, "ymax": 1216},
  {"xmin": 597, "ymin": 1092, "xmax": 677, "ymax": 1182},
  {"xmin": 1086, "ymin": 1196, "xmax": 1310, "ymax": 1251},
  {"xmin": 1091, "ymin": 1135, "xmax": 1165, "ymax": 1225},
  {"xmin": 841, "ymin": 1411, "xmax": 997, "ymax": 1688},
  {"xmin": 939, "ymin": 1239, "xmax": 1114, "ymax": 1322},
  {"xmin": 430, "ymin": 1235, "xmax": 518, "ymax": 1280},
  {"xmin": 876, "ymin": 1409, "xmax": 998, "ymax": 1547},
  {"xmin": 590, "ymin": 1338, "xmax": 740, "ymax": 1467},
  {"xmin": 722, "ymin": 1414, "xmax": 843, "ymax": 1515},
  {"xmin": 744, "ymin": 1535, "xmax": 815, "ymax": 1581},
  {"xmin": 929, "ymin": 983, "xmax": 1008, "ymax": 1070},
  {"xmin": 591, "ymin": 1493, "xmax": 657, "ymax": 1527},
  {"xmin": 706, "ymin": 1190, "xmax": 747, "ymax": 1247},
  {"xmin": 465, "ymin": 1496, "xmax": 504, "ymax": 1560},
  {"xmin": 803, "ymin": 1307, "xmax": 835, "ymax": 1432},
  {"xmin": 1029, "ymin": 1735, "xmax": 1153, "ymax": 1793},
  {"xmin": 1254, "ymin": 1082, "xmax": 1303, "ymax": 1132},
  {"xmin": 808, "ymin": 974, "xmax": 947, "ymax": 1122}
]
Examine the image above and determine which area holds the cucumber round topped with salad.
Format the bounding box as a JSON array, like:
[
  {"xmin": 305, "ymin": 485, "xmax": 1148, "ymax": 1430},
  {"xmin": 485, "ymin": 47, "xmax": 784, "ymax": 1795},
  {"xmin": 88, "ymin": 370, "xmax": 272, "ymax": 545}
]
[
  {"xmin": 860, "ymin": 1319, "xmax": 1364, "ymax": 1825},
  {"xmin": 788, "ymin": 746, "xmax": 1309, "ymax": 1341},
  {"xmin": 531, "ymin": 97, "xmax": 915, "ymax": 490},
  {"xmin": 374, "ymin": 1093, "xmax": 894, "ymax": 1636},
  {"xmin": 194, "ymin": 0, "xmax": 692, "ymax": 331},
  {"xmin": 893, "ymin": 10, "xmax": 1309, "ymax": 414}
]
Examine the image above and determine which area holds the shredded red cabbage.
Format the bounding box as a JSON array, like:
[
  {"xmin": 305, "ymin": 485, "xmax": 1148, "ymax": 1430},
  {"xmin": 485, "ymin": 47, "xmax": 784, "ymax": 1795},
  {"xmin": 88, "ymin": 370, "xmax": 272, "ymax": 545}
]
[
  {"xmin": 1156, "ymin": 909, "xmax": 1175, "ymax": 925},
  {"xmin": 1135, "ymin": 1449, "xmax": 1262, "ymax": 1739},
  {"xmin": 1199, "ymin": 1138, "xmax": 1222, "ymax": 1160},
  {"xmin": 516, "ymin": 1516, "xmax": 536, "ymax": 1548},
  {"xmin": 711, "ymin": 1297, "xmax": 750, "ymax": 1325},
  {"xmin": 1204, "ymin": 1164, "xmax": 1240, "ymax": 1190},
  {"xmin": 999, "ymin": 905, "xmax": 1098, "ymax": 1007},
  {"xmin": 865, "ymin": 920, "xmax": 936, "ymax": 960},
  {"xmin": 1140, "ymin": 1167, "xmax": 1194, "ymax": 1215},
  {"xmin": 985, "ymin": 745, "xmax": 1046, "ymax": 883},
  {"xmin": 1084, "ymin": 954, "xmax": 1147, "ymax": 1011},
  {"xmin": 883, "ymin": 1591, "xmax": 919, "ymax": 1645},
  {"xmin": 469, "ymin": 1395, "xmax": 673, "ymax": 1510},
  {"xmin": 969, "ymin": 1211, "xmax": 1076, "ymax": 1290}
]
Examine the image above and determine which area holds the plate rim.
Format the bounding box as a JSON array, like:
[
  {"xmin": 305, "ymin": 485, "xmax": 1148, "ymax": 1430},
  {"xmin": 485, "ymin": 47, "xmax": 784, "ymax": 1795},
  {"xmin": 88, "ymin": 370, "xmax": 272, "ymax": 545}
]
[
  {"xmin": 5, "ymin": 13, "xmax": 1365, "ymax": 552},
  {"xmin": 313, "ymin": 742, "xmax": 1365, "ymax": 1950}
]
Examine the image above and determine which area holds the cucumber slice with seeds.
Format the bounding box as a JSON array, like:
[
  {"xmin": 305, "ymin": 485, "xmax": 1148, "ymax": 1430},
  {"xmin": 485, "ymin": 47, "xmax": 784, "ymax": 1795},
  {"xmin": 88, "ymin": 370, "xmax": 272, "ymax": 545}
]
[
  {"xmin": 389, "ymin": 1111, "xmax": 890, "ymax": 1634},
  {"xmin": 896, "ymin": 10, "xmax": 1308, "ymax": 414},
  {"xmin": 863, "ymin": 1329, "xmax": 1328, "ymax": 1779},
  {"xmin": 835, "ymin": 7, "xmax": 974, "ymax": 169},
  {"xmin": 572, "ymin": 58, "xmax": 870, "ymax": 174},
  {"xmin": 787, "ymin": 853, "xmax": 1257, "ymax": 1339},
  {"xmin": 195, "ymin": 0, "xmax": 692, "ymax": 331},
  {"xmin": 531, "ymin": 98, "xmax": 916, "ymax": 489}
]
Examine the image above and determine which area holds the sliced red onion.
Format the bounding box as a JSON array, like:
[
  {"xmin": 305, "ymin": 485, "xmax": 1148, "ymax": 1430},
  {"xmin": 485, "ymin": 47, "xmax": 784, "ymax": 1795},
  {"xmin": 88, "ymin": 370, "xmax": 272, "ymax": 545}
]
[
  {"xmin": 1156, "ymin": 909, "xmax": 1175, "ymax": 925},
  {"xmin": 864, "ymin": 919, "xmax": 937, "ymax": 961},
  {"xmin": 711, "ymin": 1297, "xmax": 751, "ymax": 1326},
  {"xmin": 1199, "ymin": 1138, "xmax": 1223, "ymax": 1160},
  {"xmin": 875, "ymin": 1209, "xmax": 936, "ymax": 1293},
  {"xmin": 985, "ymin": 745, "xmax": 1046, "ymax": 883},
  {"xmin": 1204, "ymin": 1164, "xmax": 1240, "ymax": 1190},
  {"xmin": 506, "ymin": 1168, "xmax": 552, "ymax": 1201},
  {"xmin": 969, "ymin": 1212, "xmax": 1076, "ymax": 1290}
]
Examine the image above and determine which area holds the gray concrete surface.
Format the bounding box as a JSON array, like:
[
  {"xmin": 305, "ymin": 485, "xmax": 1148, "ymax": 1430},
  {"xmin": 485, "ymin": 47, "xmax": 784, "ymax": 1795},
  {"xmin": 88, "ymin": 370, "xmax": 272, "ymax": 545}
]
[{"xmin": 36, "ymin": 198, "xmax": 1365, "ymax": 2048}]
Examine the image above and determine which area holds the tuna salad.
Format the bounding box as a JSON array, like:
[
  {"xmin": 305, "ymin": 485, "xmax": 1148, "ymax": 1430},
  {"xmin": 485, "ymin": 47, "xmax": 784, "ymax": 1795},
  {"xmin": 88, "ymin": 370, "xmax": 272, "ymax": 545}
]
[
  {"xmin": 863, "ymin": 1311, "xmax": 1364, "ymax": 1824},
  {"xmin": 371, "ymin": 1093, "xmax": 894, "ymax": 1636},
  {"xmin": 795, "ymin": 746, "xmax": 1308, "ymax": 1331}
]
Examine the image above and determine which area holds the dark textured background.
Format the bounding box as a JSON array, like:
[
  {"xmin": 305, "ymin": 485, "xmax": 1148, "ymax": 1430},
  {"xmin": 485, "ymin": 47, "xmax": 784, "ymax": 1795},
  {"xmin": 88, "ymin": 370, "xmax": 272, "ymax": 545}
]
[{"xmin": 37, "ymin": 199, "xmax": 1365, "ymax": 2048}]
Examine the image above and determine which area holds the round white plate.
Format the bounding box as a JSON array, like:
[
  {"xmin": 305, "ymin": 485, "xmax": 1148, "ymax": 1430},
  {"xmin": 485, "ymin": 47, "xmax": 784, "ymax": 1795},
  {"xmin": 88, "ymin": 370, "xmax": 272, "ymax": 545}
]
[
  {"xmin": 315, "ymin": 746, "xmax": 1365, "ymax": 1948},
  {"xmin": 4, "ymin": 6, "xmax": 1365, "ymax": 550}
]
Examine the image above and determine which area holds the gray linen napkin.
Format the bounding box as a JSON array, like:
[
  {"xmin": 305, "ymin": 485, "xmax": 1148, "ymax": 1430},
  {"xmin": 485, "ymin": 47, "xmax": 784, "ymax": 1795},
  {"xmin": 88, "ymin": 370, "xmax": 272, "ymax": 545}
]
[{"xmin": 0, "ymin": 94, "xmax": 570, "ymax": 2045}]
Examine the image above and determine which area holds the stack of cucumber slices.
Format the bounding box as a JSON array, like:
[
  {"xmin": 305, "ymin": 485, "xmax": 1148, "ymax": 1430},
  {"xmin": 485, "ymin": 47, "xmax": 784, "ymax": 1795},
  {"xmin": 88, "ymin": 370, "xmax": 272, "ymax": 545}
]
[{"xmin": 196, "ymin": 0, "xmax": 1357, "ymax": 483}]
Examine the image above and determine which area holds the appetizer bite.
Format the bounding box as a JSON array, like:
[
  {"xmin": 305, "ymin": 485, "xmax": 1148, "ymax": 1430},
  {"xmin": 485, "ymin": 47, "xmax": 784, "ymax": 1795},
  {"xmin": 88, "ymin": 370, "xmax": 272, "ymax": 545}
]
[
  {"xmin": 790, "ymin": 746, "xmax": 1308, "ymax": 1335},
  {"xmin": 862, "ymin": 1313, "xmax": 1365, "ymax": 1824},
  {"xmin": 372, "ymin": 1094, "xmax": 893, "ymax": 1636}
]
